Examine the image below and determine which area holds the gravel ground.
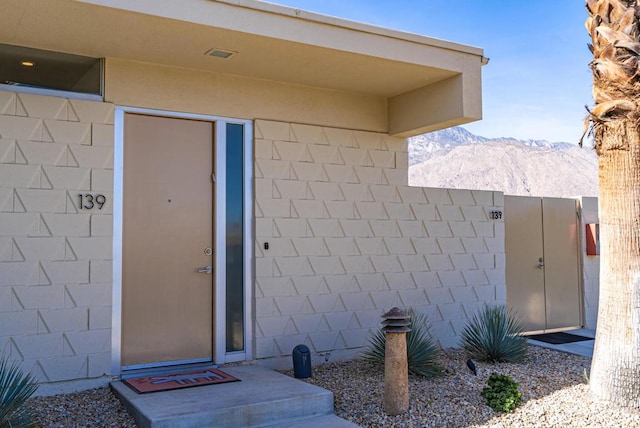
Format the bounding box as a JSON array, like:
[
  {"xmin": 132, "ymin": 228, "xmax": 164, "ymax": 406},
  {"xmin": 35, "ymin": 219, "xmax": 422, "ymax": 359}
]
[
  {"xmin": 27, "ymin": 345, "xmax": 640, "ymax": 427},
  {"xmin": 28, "ymin": 387, "xmax": 136, "ymax": 428},
  {"xmin": 288, "ymin": 345, "xmax": 640, "ymax": 427}
]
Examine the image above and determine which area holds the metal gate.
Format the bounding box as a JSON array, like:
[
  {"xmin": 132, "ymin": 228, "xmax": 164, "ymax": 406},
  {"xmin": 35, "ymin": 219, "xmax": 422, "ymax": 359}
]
[{"xmin": 505, "ymin": 196, "xmax": 583, "ymax": 332}]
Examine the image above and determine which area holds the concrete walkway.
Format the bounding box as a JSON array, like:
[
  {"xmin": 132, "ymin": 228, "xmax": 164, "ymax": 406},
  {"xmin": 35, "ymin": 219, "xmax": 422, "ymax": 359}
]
[{"xmin": 526, "ymin": 328, "xmax": 595, "ymax": 358}]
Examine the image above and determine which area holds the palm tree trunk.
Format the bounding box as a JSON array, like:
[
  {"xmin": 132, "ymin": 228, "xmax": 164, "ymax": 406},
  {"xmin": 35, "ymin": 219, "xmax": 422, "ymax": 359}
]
[
  {"xmin": 585, "ymin": 0, "xmax": 640, "ymax": 409},
  {"xmin": 590, "ymin": 120, "xmax": 640, "ymax": 408}
]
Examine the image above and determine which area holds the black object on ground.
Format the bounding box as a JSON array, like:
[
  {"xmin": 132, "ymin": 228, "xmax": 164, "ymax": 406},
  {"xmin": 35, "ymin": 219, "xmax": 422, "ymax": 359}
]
[
  {"xmin": 526, "ymin": 332, "xmax": 593, "ymax": 345},
  {"xmin": 292, "ymin": 344, "xmax": 312, "ymax": 379},
  {"xmin": 466, "ymin": 358, "xmax": 477, "ymax": 376}
]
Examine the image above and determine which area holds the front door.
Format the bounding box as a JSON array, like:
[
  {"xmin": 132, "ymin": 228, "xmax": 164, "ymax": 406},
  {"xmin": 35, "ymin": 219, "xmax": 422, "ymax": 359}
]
[{"xmin": 121, "ymin": 113, "xmax": 214, "ymax": 368}]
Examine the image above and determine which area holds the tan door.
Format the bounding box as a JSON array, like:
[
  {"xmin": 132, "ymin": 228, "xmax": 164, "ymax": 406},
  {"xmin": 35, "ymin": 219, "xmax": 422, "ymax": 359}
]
[
  {"xmin": 542, "ymin": 197, "xmax": 582, "ymax": 329},
  {"xmin": 505, "ymin": 196, "xmax": 582, "ymax": 332},
  {"xmin": 122, "ymin": 113, "xmax": 214, "ymax": 368},
  {"xmin": 505, "ymin": 196, "xmax": 546, "ymax": 331}
]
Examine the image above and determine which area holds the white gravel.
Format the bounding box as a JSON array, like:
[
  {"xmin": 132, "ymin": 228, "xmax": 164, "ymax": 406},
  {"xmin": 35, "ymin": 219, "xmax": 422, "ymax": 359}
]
[{"xmin": 27, "ymin": 344, "xmax": 640, "ymax": 427}]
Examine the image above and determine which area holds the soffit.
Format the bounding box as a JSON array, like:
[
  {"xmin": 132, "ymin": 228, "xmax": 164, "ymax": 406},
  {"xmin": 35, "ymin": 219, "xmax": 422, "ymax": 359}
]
[{"xmin": 0, "ymin": 0, "xmax": 484, "ymax": 98}]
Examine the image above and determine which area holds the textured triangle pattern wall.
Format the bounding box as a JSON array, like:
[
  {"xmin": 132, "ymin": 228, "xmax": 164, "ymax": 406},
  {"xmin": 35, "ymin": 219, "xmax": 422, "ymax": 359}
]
[
  {"xmin": 0, "ymin": 91, "xmax": 114, "ymax": 385},
  {"xmin": 0, "ymin": 89, "xmax": 509, "ymax": 383},
  {"xmin": 254, "ymin": 120, "xmax": 506, "ymax": 364}
]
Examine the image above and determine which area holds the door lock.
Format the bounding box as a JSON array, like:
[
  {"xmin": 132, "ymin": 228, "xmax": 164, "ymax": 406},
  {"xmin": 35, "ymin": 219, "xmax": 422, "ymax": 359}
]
[
  {"xmin": 198, "ymin": 265, "xmax": 213, "ymax": 274},
  {"xmin": 537, "ymin": 257, "xmax": 544, "ymax": 269},
  {"xmin": 204, "ymin": 247, "xmax": 213, "ymax": 256}
]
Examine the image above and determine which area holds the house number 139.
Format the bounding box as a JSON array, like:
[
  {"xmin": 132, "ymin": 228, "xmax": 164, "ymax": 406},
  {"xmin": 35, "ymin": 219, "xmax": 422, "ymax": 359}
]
[
  {"xmin": 78, "ymin": 193, "xmax": 106, "ymax": 210},
  {"xmin": 489, "ymin": 210, "xmax": 503, "ymax": 220}
]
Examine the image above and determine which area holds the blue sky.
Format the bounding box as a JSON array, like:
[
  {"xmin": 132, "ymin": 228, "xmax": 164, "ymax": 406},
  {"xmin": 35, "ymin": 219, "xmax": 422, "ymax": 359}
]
[{"xmin": 267, "ymin": 1, "xmax": 592, "ymax": 144}]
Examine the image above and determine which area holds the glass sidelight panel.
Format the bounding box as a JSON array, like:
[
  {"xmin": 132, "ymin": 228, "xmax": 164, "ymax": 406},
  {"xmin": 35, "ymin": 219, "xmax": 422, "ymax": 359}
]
[{"xmin": 226, "ymin": 123, "xmax": 245, "ymax": 352}]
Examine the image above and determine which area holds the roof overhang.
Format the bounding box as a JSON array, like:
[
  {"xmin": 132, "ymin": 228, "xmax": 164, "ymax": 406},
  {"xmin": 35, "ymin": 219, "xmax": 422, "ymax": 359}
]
[{"xmin": 0, "ymin": 0, "xmax": 487, "ymax": 137}]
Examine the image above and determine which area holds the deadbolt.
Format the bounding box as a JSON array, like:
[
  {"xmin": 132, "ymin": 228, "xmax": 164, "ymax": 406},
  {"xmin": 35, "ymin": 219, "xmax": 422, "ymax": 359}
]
[{"xmin": 204, "ymin": 247, "xmax": 213, "ymax": 256}]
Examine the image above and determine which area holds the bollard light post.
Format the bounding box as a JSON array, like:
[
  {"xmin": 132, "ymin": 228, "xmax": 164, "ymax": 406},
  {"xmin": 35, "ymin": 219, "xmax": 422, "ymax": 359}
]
[{"xmin": 381, "ymin": 307, "xmax": 410, "ymax": 416}]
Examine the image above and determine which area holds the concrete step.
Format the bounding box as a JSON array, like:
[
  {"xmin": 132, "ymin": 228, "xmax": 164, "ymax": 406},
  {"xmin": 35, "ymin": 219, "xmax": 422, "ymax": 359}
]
[
  {"xmin": 111, "ymin": 365, "xmax": 353, "ymax": 428},
  {"xmin": 258, "ymin": 414, "xmax": 360, "ymax": 427}
]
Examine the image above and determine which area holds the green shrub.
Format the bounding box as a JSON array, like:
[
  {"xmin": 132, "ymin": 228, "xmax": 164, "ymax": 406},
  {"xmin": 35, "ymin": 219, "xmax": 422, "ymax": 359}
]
[
  {"xmin": 362, "ymin": 308, "xmax": 441, "ymax": 377},
  {"xmin": 482, "ymin": 373, "xmax": 522, "ymax": 413},
  {"xmin": 460, "ymin": 304, "xmax": 527, "ymax": 363},
  {"xmin": 0, "ymin": 355, "xmax": 39, "ymax": 428}
]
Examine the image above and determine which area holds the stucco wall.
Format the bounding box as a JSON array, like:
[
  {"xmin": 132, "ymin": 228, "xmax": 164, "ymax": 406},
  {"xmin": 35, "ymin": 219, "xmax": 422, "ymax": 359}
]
[
  {"xmin": 254, "ymin": 119, "xmax": 506, "ymax": 367},
  {"xmin": 580, "ymin": 196, "xmax": 599, "ymax": 330},
  {"xmin": 0, "ymin": 91, "xmax": 114, "ymax": 394},
  {"xmin": 104, "ymin": 58, "xmax": 388, "ymax": 135}
]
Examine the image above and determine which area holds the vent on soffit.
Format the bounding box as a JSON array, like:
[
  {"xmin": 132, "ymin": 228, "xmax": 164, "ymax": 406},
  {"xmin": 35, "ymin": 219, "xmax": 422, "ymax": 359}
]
[{"xmin": 205, "ymin": 48, "xmax": 237, "ymax": 59}]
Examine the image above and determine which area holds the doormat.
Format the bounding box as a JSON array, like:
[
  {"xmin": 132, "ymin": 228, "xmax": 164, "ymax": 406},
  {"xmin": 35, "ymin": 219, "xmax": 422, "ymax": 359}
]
[
  {"xmin": 527, "ymin": 332, "xmax": 593, "ymax": 345},
  {"xmin": 123, "ymin": 368, "xmax": 240, "ymax": 394}
]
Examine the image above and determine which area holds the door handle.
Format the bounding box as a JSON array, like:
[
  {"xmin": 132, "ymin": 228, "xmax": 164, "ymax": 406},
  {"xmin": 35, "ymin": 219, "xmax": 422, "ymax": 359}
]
[
  {"xmin": 537, "ymin": 257, "xmax": 544, "ymax": 269},
  {"xmin": 198, "ymin": 265, "xmax": 213, "ymax": 274}
]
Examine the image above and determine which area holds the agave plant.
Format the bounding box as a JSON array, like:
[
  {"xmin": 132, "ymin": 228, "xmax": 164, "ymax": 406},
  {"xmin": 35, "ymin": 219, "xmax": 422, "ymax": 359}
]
[
  {"xmin": 460, "ymin": 304, "xmax": 527, "ymax": 363},
  {"xmin": 0, "ymin": 355, "xmax": 39, "ymax": 428},
  {"xmin": 363, "ymin": 308, "xmax": 441, "ymax": 377}
]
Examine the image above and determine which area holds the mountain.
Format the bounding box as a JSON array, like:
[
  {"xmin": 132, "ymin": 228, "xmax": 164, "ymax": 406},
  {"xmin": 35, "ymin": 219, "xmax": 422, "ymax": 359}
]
[{"xmin": 408, "ymin": 127, "xmax": 598, "ymax": 198}]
